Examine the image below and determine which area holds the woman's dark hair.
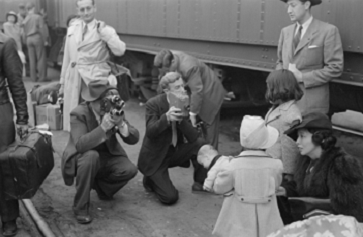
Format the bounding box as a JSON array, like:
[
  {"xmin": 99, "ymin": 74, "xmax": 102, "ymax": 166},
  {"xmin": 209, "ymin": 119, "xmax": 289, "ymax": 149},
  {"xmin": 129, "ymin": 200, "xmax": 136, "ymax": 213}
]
[
  {"xmin": 265, "ymin": 69, "xmax": 303, "ymax": 104},
  {"xmin": 308, "ymin": 128, "xmax": 337, "ymax": 151}
]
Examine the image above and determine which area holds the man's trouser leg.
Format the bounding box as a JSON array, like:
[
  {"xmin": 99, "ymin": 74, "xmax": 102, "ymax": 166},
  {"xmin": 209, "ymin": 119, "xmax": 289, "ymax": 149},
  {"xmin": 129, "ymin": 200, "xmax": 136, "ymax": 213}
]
[
  {"xmin": 203, "ymin": 109, "xmax": 220, "ymax": 149},
  {"xmin": 73, "ymin": 151, "xmax": 100, "ymax": 214},
  {"xmin": 27, "ymin": 36, "xmax": 37, "ymax": 82},
  {"xmin": 93, "ymin": 152, "xmax": 138, "ymax": 198},
  {"xmin": 0, "ymin": 103, "xmax": 19, "ymax": 222},
  {"xmin": 144, "ymin": 137, "xmax": 206, "ymax": 205},
  {"xmin": 33, "ymin": 34, "xmax": 46, "ymax": 81}
]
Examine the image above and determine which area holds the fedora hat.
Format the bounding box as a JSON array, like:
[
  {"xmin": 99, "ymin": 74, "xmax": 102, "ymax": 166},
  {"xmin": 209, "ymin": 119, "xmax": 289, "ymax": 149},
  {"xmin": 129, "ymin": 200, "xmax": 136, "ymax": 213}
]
[
  {"xmin": 154, "ymin": 49, "xmax": 173, "ymax": 68},
  {"xmin": 284, "ymin": 112, "xmax": 332, "ymax": 138},
  {"xmin": 240, "ymin": 115, "xmax": 279, "ymax": 149},
  {"xmin": 81, "ymin": 80, "xmax": 117, "ymax": 102},
  {"xmin": 280, "ymin": 0, "xmax": 322, "ymax": 6}
]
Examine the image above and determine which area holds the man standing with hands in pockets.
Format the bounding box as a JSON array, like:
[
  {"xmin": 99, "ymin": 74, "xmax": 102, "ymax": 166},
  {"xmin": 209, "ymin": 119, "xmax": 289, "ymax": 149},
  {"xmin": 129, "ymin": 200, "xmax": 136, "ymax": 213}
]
[{"xmin": 277, "ymin": 0, "xmax": 343, "ymax": 114}]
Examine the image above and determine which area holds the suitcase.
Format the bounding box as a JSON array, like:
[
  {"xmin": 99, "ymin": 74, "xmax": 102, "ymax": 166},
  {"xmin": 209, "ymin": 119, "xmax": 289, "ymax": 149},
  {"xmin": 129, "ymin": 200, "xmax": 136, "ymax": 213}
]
[{"xmin": 0, "ymin": 131, "xmax": 54, "ymax": 200}]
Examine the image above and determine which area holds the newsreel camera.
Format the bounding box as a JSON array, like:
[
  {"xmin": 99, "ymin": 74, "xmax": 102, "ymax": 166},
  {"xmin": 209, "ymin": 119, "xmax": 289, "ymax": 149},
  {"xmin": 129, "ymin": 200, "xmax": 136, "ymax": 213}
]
[{"xmin": 101, "ymin": 94, "xmax": 125, "ymax": 117}]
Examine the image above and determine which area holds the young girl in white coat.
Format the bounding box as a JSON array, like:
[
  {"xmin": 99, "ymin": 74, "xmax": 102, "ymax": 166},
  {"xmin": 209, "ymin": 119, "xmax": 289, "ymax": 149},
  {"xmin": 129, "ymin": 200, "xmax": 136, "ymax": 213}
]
[
  {"xmin": 265, "ymin": 69, "xmax": 303, "ymax": 179},
  {"xmin": 211, "ymin": 116, "xmax": 284, "ymax": 237}
]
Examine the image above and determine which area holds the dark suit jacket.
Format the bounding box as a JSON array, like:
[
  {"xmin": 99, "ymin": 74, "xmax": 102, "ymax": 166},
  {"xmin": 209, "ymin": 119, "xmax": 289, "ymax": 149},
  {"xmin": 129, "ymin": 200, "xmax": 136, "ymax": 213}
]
[
  {"xmin": 61, "ymin": 102, "xmax": 139, "ymax": 186},
  {"xmin": 170, "ymin": 51, "xmax": 226, "ymax": 125},
  {"xmin": 277, "ymin": 18, "xmax": 343, "ymax": 114},
  {"xmin": 138, "ymin": 93, "xmax": 200, "ymax": 176}
]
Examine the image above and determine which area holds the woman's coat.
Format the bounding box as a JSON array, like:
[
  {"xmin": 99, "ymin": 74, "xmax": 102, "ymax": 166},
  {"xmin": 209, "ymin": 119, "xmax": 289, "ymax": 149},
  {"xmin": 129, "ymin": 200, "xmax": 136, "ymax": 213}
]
[
  {"xmin": 265, "ymin": 100, "xmax": 302, "ymax": 174},
  {"xmin": 212, "ymin": 150, "xmax": 284, "ymax": 237},
  {"xmin": 60, "ymin": 19, "xmax": 125, "ymax": 131}
]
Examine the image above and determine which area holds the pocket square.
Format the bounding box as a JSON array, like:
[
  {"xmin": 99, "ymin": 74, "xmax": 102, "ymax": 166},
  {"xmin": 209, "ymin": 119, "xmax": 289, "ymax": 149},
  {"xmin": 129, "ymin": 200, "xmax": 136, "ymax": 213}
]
[{"xmin": 308, "ymin": 45, "xmax": 320, "ymax": 49}]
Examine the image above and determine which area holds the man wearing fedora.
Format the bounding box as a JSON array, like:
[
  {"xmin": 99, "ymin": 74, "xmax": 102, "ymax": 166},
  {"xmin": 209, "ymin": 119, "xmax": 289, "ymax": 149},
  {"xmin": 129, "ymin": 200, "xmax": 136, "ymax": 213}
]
[
  {"xmin": 138, "ymin": 72, "xmax": 207, "ymax": 205},
  {"xmin": 61, "ymin": 81, "xmax": 138, "ymax": 224},
  {"xmin": 277, "ymin": 0, "xmax": 343, "ymax": 115},
  {"xmin": 154, "ymin": 49, "xmax": 227, "ymax": 149}
]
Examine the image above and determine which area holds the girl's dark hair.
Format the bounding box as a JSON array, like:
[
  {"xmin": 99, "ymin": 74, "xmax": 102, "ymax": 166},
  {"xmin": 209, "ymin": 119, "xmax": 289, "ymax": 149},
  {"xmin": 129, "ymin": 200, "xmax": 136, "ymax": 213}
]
[
  {"xmin": 308, "ymin": 128, "xmax": 337, "ymax": 151},
  {"xmin": 265, "ymin": 69, "xmax": 303, "ymax": 104}
]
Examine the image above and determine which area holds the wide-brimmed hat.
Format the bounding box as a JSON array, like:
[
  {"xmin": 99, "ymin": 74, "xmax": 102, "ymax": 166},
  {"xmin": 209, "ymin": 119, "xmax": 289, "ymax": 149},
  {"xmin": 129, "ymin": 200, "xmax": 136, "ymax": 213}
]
[
  {"xmin": 154, "ymin": 49, "xmax": 173, "ymax": 68},
  {"xmin": 280, "ymin": 0, "xmax": 322, "ymax": 6},
  {"xmin": 240, "ymin": 115, "xmax": 279, "ymax": 149},
  {"xmin": 81, "ymin": 80, "xmax": 117, "ymax": 102},
  {"xmin": 284, "ymin": 112, "xmax": 332, "ymax": 138},
  {"xmin": 6, "ymin": 11, "xmax": 18, "ymax": 23}
]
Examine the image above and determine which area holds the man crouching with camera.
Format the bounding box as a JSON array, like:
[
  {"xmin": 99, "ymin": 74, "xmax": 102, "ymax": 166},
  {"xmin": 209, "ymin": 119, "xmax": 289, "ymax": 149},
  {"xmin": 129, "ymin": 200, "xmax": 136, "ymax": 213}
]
[{"xmin": 61, "ymin": 80, "xmax": 138, "ymax": 224}]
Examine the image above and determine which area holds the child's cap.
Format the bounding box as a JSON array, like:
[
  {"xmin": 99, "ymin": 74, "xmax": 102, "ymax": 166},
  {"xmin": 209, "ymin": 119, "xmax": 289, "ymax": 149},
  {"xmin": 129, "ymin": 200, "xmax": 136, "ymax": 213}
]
[{"xmin": 240, "ymin": 115, "xmax": 279, "ymax": 149}]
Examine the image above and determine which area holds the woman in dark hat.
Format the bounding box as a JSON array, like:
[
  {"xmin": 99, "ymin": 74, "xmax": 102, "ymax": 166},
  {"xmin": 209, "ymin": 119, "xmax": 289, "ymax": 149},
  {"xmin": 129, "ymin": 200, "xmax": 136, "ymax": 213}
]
[{"xmin": 277, "ymin": 112, "xmax": 363, "ymax": 223}]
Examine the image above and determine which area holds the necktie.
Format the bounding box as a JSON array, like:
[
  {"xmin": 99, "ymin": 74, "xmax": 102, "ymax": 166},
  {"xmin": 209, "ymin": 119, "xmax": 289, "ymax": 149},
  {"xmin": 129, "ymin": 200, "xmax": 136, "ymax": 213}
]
[
  {"xmin": 82, "ymin": 24, "xmax": 88, "ymax": 41},
  {"xmin": 293, "ymin": 25, "xmax": 303, "ymax": 50},
  {"xmin": 171, "ymin": 122, "xmax": 177, "ymax": 147}
]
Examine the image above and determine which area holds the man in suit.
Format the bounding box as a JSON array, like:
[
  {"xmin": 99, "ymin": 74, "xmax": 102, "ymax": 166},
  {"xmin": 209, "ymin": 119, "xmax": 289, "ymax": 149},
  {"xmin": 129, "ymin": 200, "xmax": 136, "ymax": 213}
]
[
  {"xmin": 138, "ymin": 72, "xmax": 207, "ymax": 205},
  {"xmin": 61, "ymin": 80, "xmax": 138, "ymax": 224},
  {"xmin": 154, "ymin": 49, "xmax": 227, "ymax": 149},
  {"xmin": 277, "ymin": 0, "xmax": 343, "ymax": 114},
  {"xmin": 0, "ymin": 32, "xmax": 29, "ymax": 237}
]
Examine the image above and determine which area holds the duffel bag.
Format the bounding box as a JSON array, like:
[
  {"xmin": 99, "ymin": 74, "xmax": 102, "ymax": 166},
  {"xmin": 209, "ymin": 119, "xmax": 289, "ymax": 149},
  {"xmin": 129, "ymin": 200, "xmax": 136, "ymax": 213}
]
[{"xmin": 0, "ymin": 131, "xmax": 54, "ymax": 200}]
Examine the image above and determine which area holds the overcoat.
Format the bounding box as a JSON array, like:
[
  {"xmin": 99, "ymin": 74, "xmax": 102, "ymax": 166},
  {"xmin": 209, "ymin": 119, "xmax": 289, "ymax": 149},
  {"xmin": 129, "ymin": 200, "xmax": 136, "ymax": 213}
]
[
  {"xmin": 169, "ymin": 51, "xmax": 226, "ymax": 125},
  {"xmin": 60, "ymin": 19, "xmax": 126, "ymax": 131},
  {"xmin": 276, "ymin": 18, "xmax": 343, "ymax": 114},
  {"xmin": 265, "ymin": 100, "xmax": 302, "ymax": 174},
  {"xmin": 282, "ymin": 147, "xmax": 363, "ymax": 222},
  {"xmin": 212, "ymin": 150, "xmax": 284, "ymax": 237},
  {"xmin": 61, "ymin": 102, "xmax": 139, "ymax": 186}
]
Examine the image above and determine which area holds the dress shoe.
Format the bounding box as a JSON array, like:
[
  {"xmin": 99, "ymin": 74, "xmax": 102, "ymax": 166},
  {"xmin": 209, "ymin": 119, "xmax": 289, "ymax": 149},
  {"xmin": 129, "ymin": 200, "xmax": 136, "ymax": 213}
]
[
  {"xmin": 2, "ymin": 220, "xmax": 18, "ymax": 237},
  {"xmin": 143, "ymin": 176, "xmax": 154, "ymax": 192},
  {"xmin": 96, "ymin": 191, "xmax": 113, "ymax": 201},
  {"xmin": 191, "ymin": 182, "xmax": 210, "ymax": 194},
  {"xmin": 73, "ymin": 209, "xmax": 92, "ymax": 224}
]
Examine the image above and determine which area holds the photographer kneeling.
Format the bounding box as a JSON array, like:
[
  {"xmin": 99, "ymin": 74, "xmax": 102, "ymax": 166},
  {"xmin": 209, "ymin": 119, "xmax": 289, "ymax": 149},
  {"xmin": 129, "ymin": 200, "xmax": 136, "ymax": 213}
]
[{"xmin": 62, "ymin": 80, "xmax": 139, "ymax": 224}]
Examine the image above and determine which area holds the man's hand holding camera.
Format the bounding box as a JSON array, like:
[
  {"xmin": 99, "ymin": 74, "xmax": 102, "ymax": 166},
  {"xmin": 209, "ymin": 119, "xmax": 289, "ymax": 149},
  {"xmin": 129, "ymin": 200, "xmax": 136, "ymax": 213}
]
[
  {"xmin": 166, "ymin": 106, "xmax": 183, "ymax": 123},
  {"xmin": 100, "ymin": 112, "xmax": 129, "ymax": 137}
]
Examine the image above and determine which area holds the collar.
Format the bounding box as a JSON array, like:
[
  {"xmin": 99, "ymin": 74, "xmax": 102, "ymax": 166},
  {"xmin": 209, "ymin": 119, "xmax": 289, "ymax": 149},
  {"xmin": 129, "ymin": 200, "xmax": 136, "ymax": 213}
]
[
  {"xmin": 296, "ymin": 16, "xmax": 313, "ymax": 35},
  {"xmin": 92, "ymin": 107, "xmax": 101, "ymax": 124},
  {"xmin": 207, "ymin": 155, "xmax": 222, "ymax": 171},
  {"xmin": 83, "ymin": 18, "xmax": 96, "ymax": 30},
  {"xmin": 277, "ymin": 100, "xmax": 296, "ymax": 111},
  {"xmin": 237, "ymin": 150, "xmax": 270, "ymax": 158},
  {"xmin": 169, "ymin": 53, "xmax": 180, "ymax": 72}
]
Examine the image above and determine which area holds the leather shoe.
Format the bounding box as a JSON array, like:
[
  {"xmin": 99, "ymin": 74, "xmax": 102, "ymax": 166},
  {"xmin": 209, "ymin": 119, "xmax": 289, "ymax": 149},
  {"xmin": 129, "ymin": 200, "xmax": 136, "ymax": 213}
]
[
  {"xmin": 143, "ymin": 176, "xmax": 154, "ymax": 192},
  {"xmin": 191, "ymin": 182, "xmax": 210, "ymax": 194},
  {"xmin": 73, "ymin": 209, "xmax": 92, "ymax": 224},
  {"xmin": 2, "ymin": 220, "xmax": 18, "ymax": 237},
  {"xmin": 96, "ymin": 189, "xmax": 113, "ymax": 201}
]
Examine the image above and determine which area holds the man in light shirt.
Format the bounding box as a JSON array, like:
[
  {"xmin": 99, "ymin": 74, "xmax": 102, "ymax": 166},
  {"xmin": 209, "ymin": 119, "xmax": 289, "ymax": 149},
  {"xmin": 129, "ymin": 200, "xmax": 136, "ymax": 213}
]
[
  {"xmin": 61, "ymin": 80, "xmax": 138, "ymax": 224},
  {"xmin": 59, "ymin": 0, "xmax": 126, "ymax": 131},
  {"xmin": 277, "ymin": 0, "xmax": 343, "ymax": 114}
]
